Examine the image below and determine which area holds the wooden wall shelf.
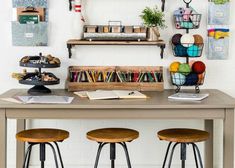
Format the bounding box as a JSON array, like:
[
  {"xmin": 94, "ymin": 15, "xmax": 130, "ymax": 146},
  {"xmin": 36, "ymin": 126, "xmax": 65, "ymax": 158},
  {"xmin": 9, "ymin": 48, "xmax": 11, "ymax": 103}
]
[
  {"xmin": 66, "ymin": 39, "xmax": 166, "ymax": 59},
  {"xmin": 68, "ymin": 0, "xmax": 166, "ymax": 11}
]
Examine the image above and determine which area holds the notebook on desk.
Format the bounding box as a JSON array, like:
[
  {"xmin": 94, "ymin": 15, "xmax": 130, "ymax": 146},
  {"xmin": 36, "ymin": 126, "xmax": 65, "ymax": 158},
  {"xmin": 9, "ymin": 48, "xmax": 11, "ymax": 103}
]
[
  {"xmin": 86, "ymin": 90, "xmax": 147, "ymax": 100},
  {"xmin": 168, "ymin": 93, "xmax": 209, "ymax": 101}
]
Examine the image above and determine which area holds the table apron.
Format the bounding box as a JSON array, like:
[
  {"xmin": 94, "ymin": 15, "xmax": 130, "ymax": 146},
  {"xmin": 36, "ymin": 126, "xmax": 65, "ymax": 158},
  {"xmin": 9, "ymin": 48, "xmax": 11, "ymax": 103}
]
[{"xmin": 6, "ymin": 108, "xmax": 225, "ymax": 119}]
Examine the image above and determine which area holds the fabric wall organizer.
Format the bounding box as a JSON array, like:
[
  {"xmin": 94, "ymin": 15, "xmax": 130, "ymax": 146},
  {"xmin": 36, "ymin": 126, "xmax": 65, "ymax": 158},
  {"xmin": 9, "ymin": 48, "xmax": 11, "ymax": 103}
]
[
  {"xmin": 12, "ymin": 0, "xmax": 48, "ymax": 46},
  {"xmin": 207, "ymin": 0, "xmax": 230, "ymax": 60}
]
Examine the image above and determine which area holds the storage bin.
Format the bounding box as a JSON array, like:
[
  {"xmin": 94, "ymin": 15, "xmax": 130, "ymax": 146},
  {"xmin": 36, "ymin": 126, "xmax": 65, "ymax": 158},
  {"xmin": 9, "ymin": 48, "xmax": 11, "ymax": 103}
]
[
  {"xmin": 12, "ymin": 21, "xmax": 48, "ymax": 46},
  {"xmin": 207, "ymin": 37, "xmax": 229, "ymax": 60},
  {"xmin": 208, "ymin": 2, "xmax": 230, "ymax": 25}
]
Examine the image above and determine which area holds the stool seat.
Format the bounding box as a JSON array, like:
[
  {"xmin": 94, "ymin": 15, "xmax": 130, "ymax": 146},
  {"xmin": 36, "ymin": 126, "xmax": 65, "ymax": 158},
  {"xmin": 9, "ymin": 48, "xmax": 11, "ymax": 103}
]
[
  {"xmin": 157, "ymin": 128, "xmax": 209, "ymax": 143},
  {"xmin": 16, "ymin": 128, "xmax": 69, "ymax": 143},
  {"xmin": 87, "ymin": 128, "xmax": 139, "ymax": 143}
]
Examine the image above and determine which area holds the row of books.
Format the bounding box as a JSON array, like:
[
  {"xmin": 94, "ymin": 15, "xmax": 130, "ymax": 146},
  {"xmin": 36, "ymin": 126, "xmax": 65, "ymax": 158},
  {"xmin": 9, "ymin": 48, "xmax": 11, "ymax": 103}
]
[{"xmin": 69, "ymin": 71, "xmax": 163, "ymax": 83}]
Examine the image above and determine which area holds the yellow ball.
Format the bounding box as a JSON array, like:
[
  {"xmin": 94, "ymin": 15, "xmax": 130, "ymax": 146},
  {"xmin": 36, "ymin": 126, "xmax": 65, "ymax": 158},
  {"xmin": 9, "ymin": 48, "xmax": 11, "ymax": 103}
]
[{"xmin": 170, "ymin": 62, "xmax": 181, "ymax": 72}]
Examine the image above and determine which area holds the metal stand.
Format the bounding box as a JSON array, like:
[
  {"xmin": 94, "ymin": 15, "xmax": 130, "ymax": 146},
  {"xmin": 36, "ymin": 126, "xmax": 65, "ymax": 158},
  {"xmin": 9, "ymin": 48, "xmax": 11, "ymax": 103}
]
[
  {"xmin": 94, "ymin": 142, "xmax": 132, "ymax": 168},
  {"xmin": 162, "ymin": 142, "xmax": 204, "ymax": 168},
  {"xmin": 28, "ymin": 85, "xmax": 51, "ymax": 95},
  {"xmin": 22, "ymin": 142, "xmax": 64, "ymax": 168}
]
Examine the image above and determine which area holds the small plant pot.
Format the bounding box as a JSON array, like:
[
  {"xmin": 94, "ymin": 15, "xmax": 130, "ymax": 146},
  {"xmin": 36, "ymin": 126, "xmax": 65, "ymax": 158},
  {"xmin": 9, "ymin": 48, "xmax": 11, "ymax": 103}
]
[{"xmin": 147, "ymin": 27, "xmax": 160, "ymax": 41}]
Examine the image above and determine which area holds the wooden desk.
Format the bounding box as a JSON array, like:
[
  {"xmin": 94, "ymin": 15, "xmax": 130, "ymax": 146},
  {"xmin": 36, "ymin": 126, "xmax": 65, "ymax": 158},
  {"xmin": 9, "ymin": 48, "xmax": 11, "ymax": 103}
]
[{"xmin": 0, "ymin": 89, "xmax": 234, "ymax": 168}]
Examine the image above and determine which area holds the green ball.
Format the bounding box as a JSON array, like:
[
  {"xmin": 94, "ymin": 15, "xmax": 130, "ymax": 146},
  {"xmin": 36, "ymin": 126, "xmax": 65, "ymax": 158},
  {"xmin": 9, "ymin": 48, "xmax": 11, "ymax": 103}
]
[{"xmin": 179, "ymin": 63, "xmax": 191, "ymax": 75}]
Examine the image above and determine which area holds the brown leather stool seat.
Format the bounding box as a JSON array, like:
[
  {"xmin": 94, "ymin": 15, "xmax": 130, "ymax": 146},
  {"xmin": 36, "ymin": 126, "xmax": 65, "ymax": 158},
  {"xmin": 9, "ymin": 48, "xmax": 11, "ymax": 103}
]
[
  {"xmin": 16, "ymin": 128, "xmax": 69, "ymax": 168},
  {"xmin": 87, "ymin": 128, "xmax": 139, "ymax": 168},
  {"xmin": 157, "ymin": 128, "xmax": 209, "ymax": 168}
]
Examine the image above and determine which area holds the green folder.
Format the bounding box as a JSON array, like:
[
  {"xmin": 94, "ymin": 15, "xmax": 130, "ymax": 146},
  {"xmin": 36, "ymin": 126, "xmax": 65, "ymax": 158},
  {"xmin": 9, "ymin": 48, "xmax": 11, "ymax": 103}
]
[{"xmin": 19, "ymin": 15, "xmax": 39, "ymax": 24}]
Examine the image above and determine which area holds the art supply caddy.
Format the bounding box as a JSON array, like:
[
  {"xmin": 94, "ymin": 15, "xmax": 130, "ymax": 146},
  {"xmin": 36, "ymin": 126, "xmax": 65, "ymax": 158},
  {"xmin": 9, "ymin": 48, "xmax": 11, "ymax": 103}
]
[
  {"xmin": 12, "ymin": 53, "xmax": 60, "ymax": 94},
  {"xmin": 66, "ymin": 66, "xmax": 164, "ymax": 91},
  {"xmin": 170, "ymin": 0, "xmax": 206, "ymax": 93}
]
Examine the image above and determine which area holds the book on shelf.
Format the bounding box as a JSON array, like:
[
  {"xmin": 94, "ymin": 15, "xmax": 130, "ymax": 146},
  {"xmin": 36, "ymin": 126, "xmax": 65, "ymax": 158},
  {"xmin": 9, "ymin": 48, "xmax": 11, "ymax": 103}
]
[{"xmin": 168, "ymin": 93, "xmax": 209, "ymax": 101}]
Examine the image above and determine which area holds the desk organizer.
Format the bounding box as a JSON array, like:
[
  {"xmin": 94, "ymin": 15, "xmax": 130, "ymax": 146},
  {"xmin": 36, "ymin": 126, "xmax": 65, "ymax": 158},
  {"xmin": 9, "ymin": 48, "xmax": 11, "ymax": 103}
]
[
  {"xmin": 170, "ymin": 0, "xmax": 205, "ymax": 93},
  {"xmin": 172, "ymin": 41, "xmax": 204, "ymax": 57},
  {"xmin": 18, "ymin": 53, "xmax": 60, "ymax": 94},
  {"xmin": 170, "ymin": 61, "xmax": 206, "ymax": 93},
  {"xmin": 67, "ymin": 66, "xmax": 164, "ymax": 91},
  {"xmin": 83, "ymin": 21, "xmax": 147, "ymax": 41},
  {"xmin": 173, "ymin": 7, "xmax": 201, "ymax": 29},
  {"xmin": 12, "ymin": 0, "xmax": 48, "ymax": 46}
]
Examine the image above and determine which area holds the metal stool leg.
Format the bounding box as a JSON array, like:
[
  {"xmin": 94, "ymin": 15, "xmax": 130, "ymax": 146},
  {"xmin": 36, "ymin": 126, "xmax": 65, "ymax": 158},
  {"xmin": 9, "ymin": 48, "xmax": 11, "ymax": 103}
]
[
  {"xmin": 39, "ymin": 143, "xmax": 46, "ymax": 168},
  {"xmin": 94, "ymin": 142, "xmax": 108, "ymax": 168},
  {"xmin": 180, "ymin": 143, "xmax": 187, "ymax": 168},
  {"xmin": 191, "ymin": 143, "xmax": 199, "ymax": 168},
  {"xmin": 110, "ymin": 143, "xmax": 116, "ymax": 168},
  {"xmin": 25, "ymin": 143, "xmax": 38, "ymax": 168},
  {"xmin": 191, "ymin": 143, "xmax": 204, "ymax": 168},
  {"xmin": 162, "ymin": 142, "xmax": 172, "ymax": 168},
  {"xmin": 118, "ymin": 142, "xmax": 132, "ymax": 168},
  {"xmin": 45, "ymin": 142, "xmax": 59, "ymax": 168},
  {"xmin": 54, "ymin": 142, "xmax": 65, "ymax": 168},
  {"xmin": 23, "ymin": 143, "xmax": 35, "ymax": 168},
  {"xmin": 167, "ymin": 143, "xmax": 180, "ymax": 168}
]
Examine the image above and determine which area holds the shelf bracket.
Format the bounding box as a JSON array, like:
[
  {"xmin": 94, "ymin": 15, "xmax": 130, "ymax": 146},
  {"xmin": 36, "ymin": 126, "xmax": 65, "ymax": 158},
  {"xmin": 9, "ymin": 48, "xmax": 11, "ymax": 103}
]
[
  {"xmin": 161, "ymin": 0, "xmax": 165, "ymax": 11},
  {"xmin": 67, "ymin": 44, "xmax": 72, "ymax": 58},
  {"xmin": 69, "ymin": 0, "xmax": 73, "ymax": 11},
  {"xmin": 159, "ymin": 44, "xmax": 166, "ymax": 59}
]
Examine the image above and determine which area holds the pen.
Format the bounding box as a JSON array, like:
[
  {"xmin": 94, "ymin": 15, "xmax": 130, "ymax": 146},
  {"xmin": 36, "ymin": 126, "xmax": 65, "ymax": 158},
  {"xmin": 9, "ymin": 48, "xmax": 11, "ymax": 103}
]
[{"xmin": 128, "ymin": 92, "xmax": 135, "ymax": 95}]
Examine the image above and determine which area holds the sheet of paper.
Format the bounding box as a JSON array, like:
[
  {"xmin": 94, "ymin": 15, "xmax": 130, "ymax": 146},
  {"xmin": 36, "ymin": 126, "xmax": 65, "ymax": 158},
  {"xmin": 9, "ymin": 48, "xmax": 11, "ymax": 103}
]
[
  {"xmin": 168, "ymin": 93, "xmax": 209, "ymax": 101},
  {"xmin": 87, "ymin": 90, "xmax": 119, "ymax": 100},
  {"xmin": 74, "ymin": 91, "xmax": 88, "ymax": 98},
  {"xmin": 86, "ymin": 90, "xmax": 147, "ymax": 100},
  {"xmin": 113, "ymin": 90, "xmax": 147, "ymax": 99},
  {"xmin": 0, "ymin": 98, "xmax": 22, "ymax": 104},
  {"xmin": 17, "ymin": 96, "xmax": 74, "ymax": 104}
]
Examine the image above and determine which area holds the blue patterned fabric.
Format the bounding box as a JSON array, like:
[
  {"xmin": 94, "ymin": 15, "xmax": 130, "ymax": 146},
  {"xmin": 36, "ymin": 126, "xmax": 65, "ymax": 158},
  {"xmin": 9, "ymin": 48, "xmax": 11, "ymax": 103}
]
[
  {"xmin": 12, "ymin": 22, "xmax": 48, "ymax": 46},
  {"xmin": 13, "ymin": 0, "xmax": 47, "ymax": 8}
]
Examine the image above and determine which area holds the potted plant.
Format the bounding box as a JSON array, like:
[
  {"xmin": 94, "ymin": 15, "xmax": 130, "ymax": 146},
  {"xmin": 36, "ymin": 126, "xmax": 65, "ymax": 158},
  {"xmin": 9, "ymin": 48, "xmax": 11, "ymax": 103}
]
[{"xmin": 140, "ymin": 6, "xmax": 166, "ymax": 41}]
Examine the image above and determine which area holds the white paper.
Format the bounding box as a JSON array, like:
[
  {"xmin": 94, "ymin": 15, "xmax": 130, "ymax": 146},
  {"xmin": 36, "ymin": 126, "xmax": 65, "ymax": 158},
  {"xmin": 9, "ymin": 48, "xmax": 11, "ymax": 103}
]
[
  {"xmin": 168, "ymin": 93, "xmax": 209, "ymax": 101},
  {"xmin": 0, "ymin": 98, "xmax": 22, "ymax": 104},
  {"xmin": 17, "ymin": 96, "xmax": 74, "ymax": 104},
  {"xmin": 87, "ymin": 90, "xmax": 147, "ymax": 100},
  {"xmin": 74, "ymin": 91, "xmax": 88, "ymax": 98}
]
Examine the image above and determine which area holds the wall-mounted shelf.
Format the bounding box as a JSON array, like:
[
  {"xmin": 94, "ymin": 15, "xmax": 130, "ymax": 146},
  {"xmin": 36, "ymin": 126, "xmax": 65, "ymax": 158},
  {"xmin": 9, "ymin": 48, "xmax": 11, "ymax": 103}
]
[
  {"xmin": 68, "ymin": 0, "xmax": 166, "ymax": 11},
  {"xmin": 67, "ymin": 39, "xmax": 166, "ymax": 59}
]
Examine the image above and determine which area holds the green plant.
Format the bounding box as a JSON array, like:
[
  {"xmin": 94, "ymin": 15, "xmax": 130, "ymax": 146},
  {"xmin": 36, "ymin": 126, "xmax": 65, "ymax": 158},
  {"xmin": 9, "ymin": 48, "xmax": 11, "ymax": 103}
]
[{"xmin": 140, "ymin": 6, "xmax": 166, "ymax": 29}]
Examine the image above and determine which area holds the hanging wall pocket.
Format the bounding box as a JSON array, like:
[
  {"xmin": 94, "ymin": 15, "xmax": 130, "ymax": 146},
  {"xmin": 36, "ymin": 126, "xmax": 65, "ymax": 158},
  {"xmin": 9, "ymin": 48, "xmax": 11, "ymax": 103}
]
[
  {"xmin": 207, "ymin": 27, "xmax": 229, "ymax": 60},
  {"xmin": 208, "ymin": 0, "xmax": 230, "ymax": 25},
  {"xmin": 12, "ymin": 0, "xmax": 48, "ymax": 46}
]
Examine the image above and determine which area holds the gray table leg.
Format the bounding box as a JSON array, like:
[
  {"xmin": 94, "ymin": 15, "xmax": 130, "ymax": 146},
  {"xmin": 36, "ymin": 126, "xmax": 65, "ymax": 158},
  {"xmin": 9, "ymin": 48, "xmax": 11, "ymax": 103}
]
[
  {"xmin": 205, "ymin": 120, "xmax": 213, "ymax": 168},
  {"xmin": 16, "ymin": 119, "xmax": 25, "ymax": 168},
  {"xmin": 0, "ymin": 109, "xmax": 6, "ymax": 168},
  {"xmin": 224, "ymin": 108, "xmax": 234, "ymax": 168}
]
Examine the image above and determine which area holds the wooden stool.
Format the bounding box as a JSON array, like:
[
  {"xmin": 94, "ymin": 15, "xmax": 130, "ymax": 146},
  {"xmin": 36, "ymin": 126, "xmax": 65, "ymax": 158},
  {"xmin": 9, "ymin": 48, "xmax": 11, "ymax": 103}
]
[
  {"xmin": 157, "ymin": 128, "xmax": 209, "ymax": 168},
  {"xmin": 87, "ymin": 128, "xmax": 139, "ymax": 168},
  {"xmin": 16, "ymin": 128, "xmax": 69, "ymax": 168}
]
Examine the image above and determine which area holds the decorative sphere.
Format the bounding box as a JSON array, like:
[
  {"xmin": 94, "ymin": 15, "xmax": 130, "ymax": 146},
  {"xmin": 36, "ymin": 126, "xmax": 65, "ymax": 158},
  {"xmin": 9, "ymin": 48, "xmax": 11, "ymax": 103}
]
[{"xmin": 172, "ymin": 73, "xmax": 186, "ymax": 86}]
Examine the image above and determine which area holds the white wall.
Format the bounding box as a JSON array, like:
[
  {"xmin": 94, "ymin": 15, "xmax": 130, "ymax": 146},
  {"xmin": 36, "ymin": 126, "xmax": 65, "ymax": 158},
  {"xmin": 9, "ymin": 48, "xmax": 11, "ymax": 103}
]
[{"xmin": 0, "ymin": 0, "xmax": 234, "ymax": 167}]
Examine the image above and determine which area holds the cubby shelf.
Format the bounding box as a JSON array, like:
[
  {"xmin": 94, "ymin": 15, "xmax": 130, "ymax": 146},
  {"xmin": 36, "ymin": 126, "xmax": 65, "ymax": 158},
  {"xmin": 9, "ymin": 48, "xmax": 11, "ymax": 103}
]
[{"xmin": 66, "ymin": 39, "xmax": 166, "ymax": 59}]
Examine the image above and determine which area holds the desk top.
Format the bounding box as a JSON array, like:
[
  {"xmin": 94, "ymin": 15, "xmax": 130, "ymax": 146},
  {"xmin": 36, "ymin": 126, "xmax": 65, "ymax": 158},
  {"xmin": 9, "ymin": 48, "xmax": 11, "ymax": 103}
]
[{"xmin": 0, "ymin": 89, "xmax": 234, "ymax": 109}]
